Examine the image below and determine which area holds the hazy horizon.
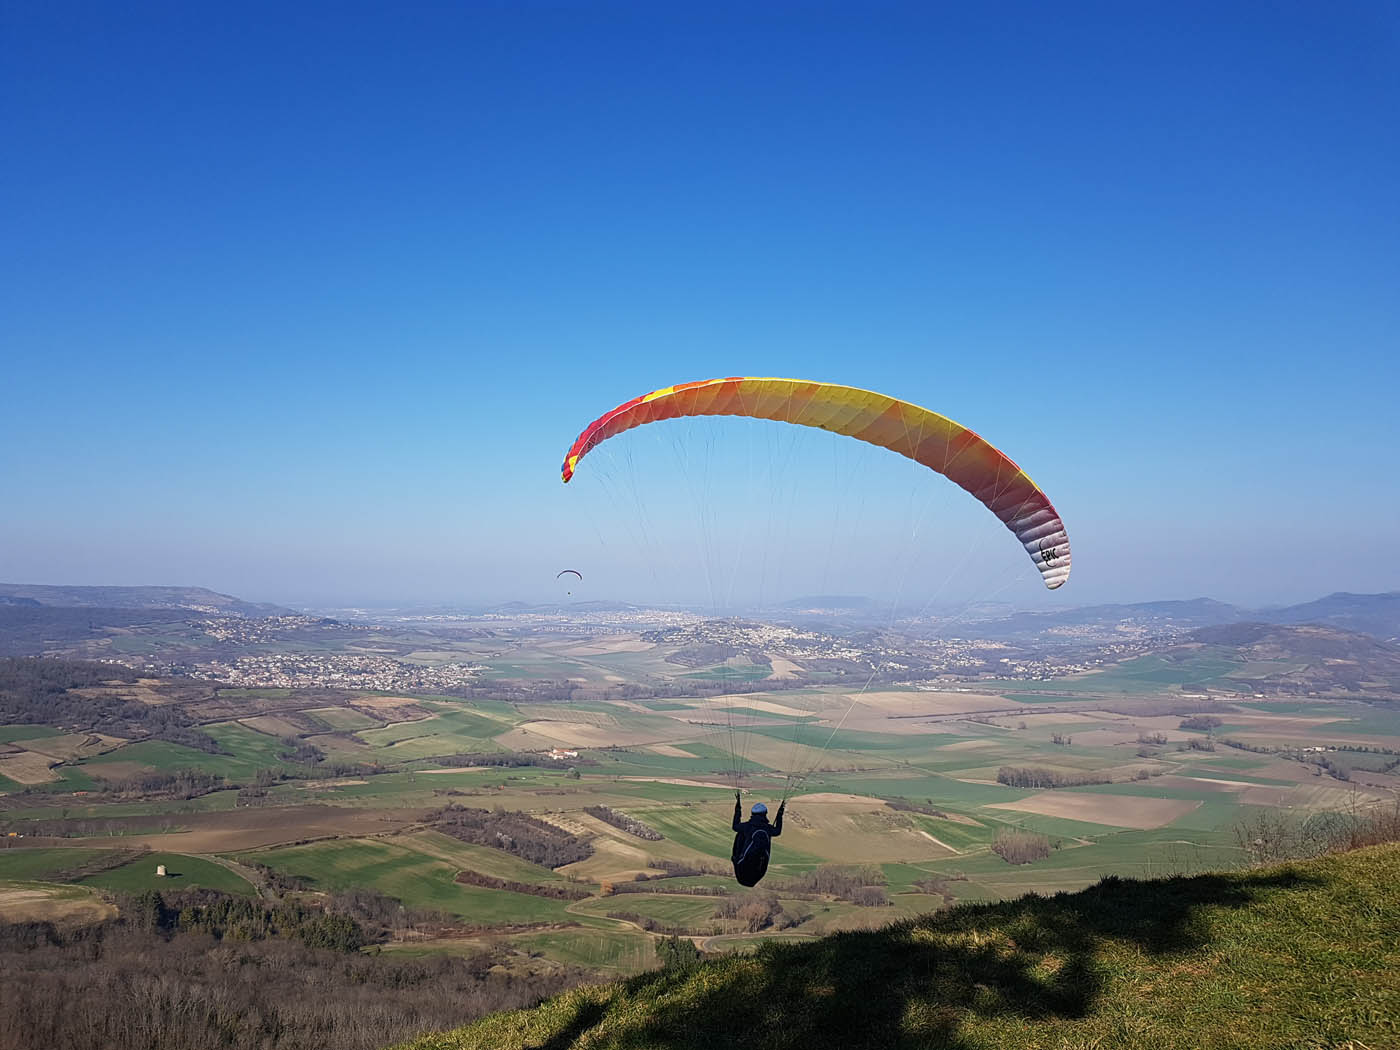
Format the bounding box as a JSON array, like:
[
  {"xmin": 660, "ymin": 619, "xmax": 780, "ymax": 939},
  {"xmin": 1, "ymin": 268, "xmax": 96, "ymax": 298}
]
[{"xmin": 2, "ymin": 576, "xmax": 1393, "ymax": 620}]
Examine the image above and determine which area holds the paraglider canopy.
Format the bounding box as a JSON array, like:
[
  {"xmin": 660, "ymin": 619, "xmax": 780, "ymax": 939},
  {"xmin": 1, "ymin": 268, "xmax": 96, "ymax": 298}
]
[{"xmin": 560, "ymin": 376, "xmax": 1071, "ymax": 588}]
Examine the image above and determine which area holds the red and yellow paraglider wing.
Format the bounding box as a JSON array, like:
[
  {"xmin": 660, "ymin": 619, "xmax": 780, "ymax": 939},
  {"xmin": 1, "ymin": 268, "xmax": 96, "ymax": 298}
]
[{"xmin": 561, "ymin": 377, "xmax": 1070, "ymax": 589}]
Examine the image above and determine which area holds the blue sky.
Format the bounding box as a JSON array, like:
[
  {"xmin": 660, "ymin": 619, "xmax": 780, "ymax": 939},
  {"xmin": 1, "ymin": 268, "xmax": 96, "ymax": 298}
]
[{"xmin": 3, "ymin": 2, "xmax": 1397, "ymax": 609}]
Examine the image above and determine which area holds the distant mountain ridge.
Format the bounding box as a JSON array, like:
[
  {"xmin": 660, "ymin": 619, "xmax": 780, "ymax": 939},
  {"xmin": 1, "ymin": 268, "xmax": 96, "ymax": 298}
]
[
  {"xmin": 944, "ymin": 592, "xmax": 1400, "ymax": 643},
  {"xmin": 1254, "ymin": 591, "xmax": 1400, "ymax": 640},
  {"xmin": 0, "ymin": 584, "xmax": 292, "ymax": 619},
  {"xmin": 4, "ymin": 583, "xmax": 1396, "ymax": 643}
]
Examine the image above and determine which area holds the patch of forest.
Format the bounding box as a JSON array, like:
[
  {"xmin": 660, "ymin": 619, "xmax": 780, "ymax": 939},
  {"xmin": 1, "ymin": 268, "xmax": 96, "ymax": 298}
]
[
  {"xmin": 584, "ymin": 805, "xmax": 664, "ymax": 839},
  {"xmin": 424, "ymin": 750, "xmax": 596, "ymax": 769},
  {"xmin": 426, "ymin": 805, "xmax": 593, "ymax": 868},
  {"xmin": 996, "ymin": 766, "xmax": 1114, "ymax": 789},
  {"xmin": 453, "ymin": 870, "xmax": 591, "ymax": 900},
  {"xmin": 0, "ymin": 889, "xmax": 589, "ymax": 1050},
  {"xmin": 0, "ymin": 657, "xmax": 222, "ymax": 752}
]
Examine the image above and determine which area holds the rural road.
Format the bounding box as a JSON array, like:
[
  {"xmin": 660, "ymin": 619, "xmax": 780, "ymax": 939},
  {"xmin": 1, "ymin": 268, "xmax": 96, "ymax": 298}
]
[{"xmin": 206, "ymin": 855, "xmax": 278, "ymax": 900}]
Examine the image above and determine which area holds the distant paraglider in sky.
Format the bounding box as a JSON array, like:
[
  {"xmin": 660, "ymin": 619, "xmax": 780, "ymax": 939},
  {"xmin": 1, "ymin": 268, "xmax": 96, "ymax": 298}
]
[
  {"xmin": 556, "ymin": 569, "xmax": 582, "ymax": 595},
  {"xmin": 560, "ymin": 376, "xmax": 1071, "ymax": 588}
]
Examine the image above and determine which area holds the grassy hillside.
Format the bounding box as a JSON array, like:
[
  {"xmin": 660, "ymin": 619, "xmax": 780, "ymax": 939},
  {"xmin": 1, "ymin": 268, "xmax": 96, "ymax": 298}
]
[{"xmin": 397, "ymin": 844, "xmax": 1400, "ymax": 1050}]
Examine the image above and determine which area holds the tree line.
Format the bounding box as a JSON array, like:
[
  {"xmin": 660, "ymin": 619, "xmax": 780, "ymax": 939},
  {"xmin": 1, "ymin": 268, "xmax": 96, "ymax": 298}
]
[
  {"xmin": 123, "ymin": 888, "xmax": 367, "ymax": 950},
  {"xmin": 996, "ymin": 766, "xmax": 1113, "ymax": 789},
  {"xmin": 883, "ymin": 797, "xmax": 950, "ymax": 819},
  {"xmin": 424, "ymin": 750, "xmax": 596, "ymax": 769},
  {"xmin": 453, "ymin": 869, "xmax": 591, "ymax": 900},
  {"xmin": 778, "ymin": 863, "xmax": 890, "ymax": 904}
]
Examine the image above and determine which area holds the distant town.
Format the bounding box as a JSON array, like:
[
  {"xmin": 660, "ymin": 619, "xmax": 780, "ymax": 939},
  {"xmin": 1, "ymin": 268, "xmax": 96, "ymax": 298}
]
[{"xmin": 127, "ymin": 608, "xmax": 1165, "ymax": 692}]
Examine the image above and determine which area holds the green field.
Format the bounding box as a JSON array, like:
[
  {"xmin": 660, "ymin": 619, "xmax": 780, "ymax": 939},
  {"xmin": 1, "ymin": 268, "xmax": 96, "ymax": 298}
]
[
  {"xmin": 682, "ymin": 664, "xmax": 772, "ymax": 682},
  {"xmin": 573, "ymin": 893, "xmax": 722, "ymax": 927},
  {"xmin": 25, "ymin": 765, "xmax": 100, "ymax": 792},
  {"xmin": 0, "ymin": 847, "xmax": 109, "ymax": 881},
  {"xmin": 588, "ymin": 748, "xmax": 770, "ymax": 778},
  {"xmin": 80, "ymin": 853, "xmax": 256, "ymax": 895},
  {"xmin": 1066, "ymin": 652, "xmax": 1247, "ymax": 692},
  {"xmin": 1000, "ymin": 693, "xmax": 1093, "ymax": 704},
  {"xmin": 397, "ymin": 831, "xmax": 583, "ymax": 886},
  {"xmin": 507, "ymin": 925, "xmax": 657, "ymax": 973},
  {"xmin": 242, "ymin": 837, "xmax": 575, "ymax": 923},
  {"xmin": 0, "ymin": 725, "xmax": 64, "ymax": 743},
  {"xmin": 744, "ymin": 725, "xmax": 926, "ymax": 752},
  {"xmin": 304, "ymin": 706, "xmax": 380, "ymax": 730},
  {"xmin": 3, "ymin": 791, "xmax": 239, "ymax": 823},
  {"xmin": 984, "ymin": 651, "xmax": 1253, "ymax": 695},
  {"xmin": 356, "ymin": 709, "xmax": 512, "ymax": 759},
  {"xmin": 903, "ymin": 812, "xmax": 996, "ymax": 851},
  {"xmin": 0, "ymin": 847, "xmax": 255, "ymax": 896},
  {"xmin": 78, "ymin": 732, "xmax": 279, "ymax": 781}
]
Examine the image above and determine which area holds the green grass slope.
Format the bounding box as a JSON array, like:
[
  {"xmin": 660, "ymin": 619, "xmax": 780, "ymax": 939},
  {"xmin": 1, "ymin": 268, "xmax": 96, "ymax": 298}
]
[{"xmin": 396, "ymin": 844, "xmax": 1400, "ymax": 1050}]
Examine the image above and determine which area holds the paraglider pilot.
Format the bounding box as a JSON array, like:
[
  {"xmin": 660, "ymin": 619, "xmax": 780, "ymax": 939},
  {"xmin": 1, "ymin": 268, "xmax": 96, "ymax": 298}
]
[{"xmin": 731, "ymin": 790, "xmax": 784, "ymax": 887}]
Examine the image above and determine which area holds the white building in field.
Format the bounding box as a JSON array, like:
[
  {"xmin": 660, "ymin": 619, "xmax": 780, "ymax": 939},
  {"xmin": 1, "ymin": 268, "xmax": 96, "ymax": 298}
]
[{"xmin": 548, "ymin": 748, "xmax": 579, "ymax": 760}]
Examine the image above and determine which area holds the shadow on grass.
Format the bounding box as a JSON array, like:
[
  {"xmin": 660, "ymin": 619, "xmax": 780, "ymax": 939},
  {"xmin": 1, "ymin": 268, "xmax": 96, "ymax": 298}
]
[
  {"xmin": 530, "ymin": 867, "xmax": 1314, "ymax": 1050},
  {"xmin": 532, "ymin": 998, "xmax": 610, "ymax": 1050}
]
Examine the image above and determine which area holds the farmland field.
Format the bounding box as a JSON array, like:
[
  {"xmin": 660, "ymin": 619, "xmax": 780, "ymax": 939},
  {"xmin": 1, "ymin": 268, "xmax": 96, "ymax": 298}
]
[
  {"xmin": 0, "ymin": 848, "xmax": 111, "ymax": 881},
  {"xmin": 506, "ymin": 926, "xmax": 657, "ymax": 973},
  {"xmin": 0, "ymin": 725, "xmax": 63, "ymax": 743},
  {"xmin": 80, "ymin": 852, "xmax": 256, "ymax": 896},
  {"xmin": 0, "ymin": 881, "xmax": 115, "ymax": 925},
  {"xmin": 572, "ymin": 893, "xmax": 721, "ymax": 926},
  {"xmin": 241, "ymin": 838, "xmax": 575, "ymax": 924},
  {"xmin": 304, "ymin": 706, "xmax": 379, "ymax": 730},
  {"xmin": 3, "ymin": 642, "xmax": 1397, "ymax": 977}
]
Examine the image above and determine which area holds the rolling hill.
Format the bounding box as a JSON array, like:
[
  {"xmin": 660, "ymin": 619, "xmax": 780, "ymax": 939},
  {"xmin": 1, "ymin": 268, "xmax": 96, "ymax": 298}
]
[
  {"xmin": 1172, "ymin": 623, "xmax": 1400, "ymax": 695},
  {"xmin": 0, "ymin": 584, "xmax": 291, "ymax": 618},
  {"xmin": 396, "ymin": 843, "xmax": 1400, "ymax": 1050},
  {"xmin": 946, "ymin": 597, "xmax": 1245, "ymax": 641},
  {"xmin": 1255, "ymin": 591, "xmax": 1400, "ymax": 641}
]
